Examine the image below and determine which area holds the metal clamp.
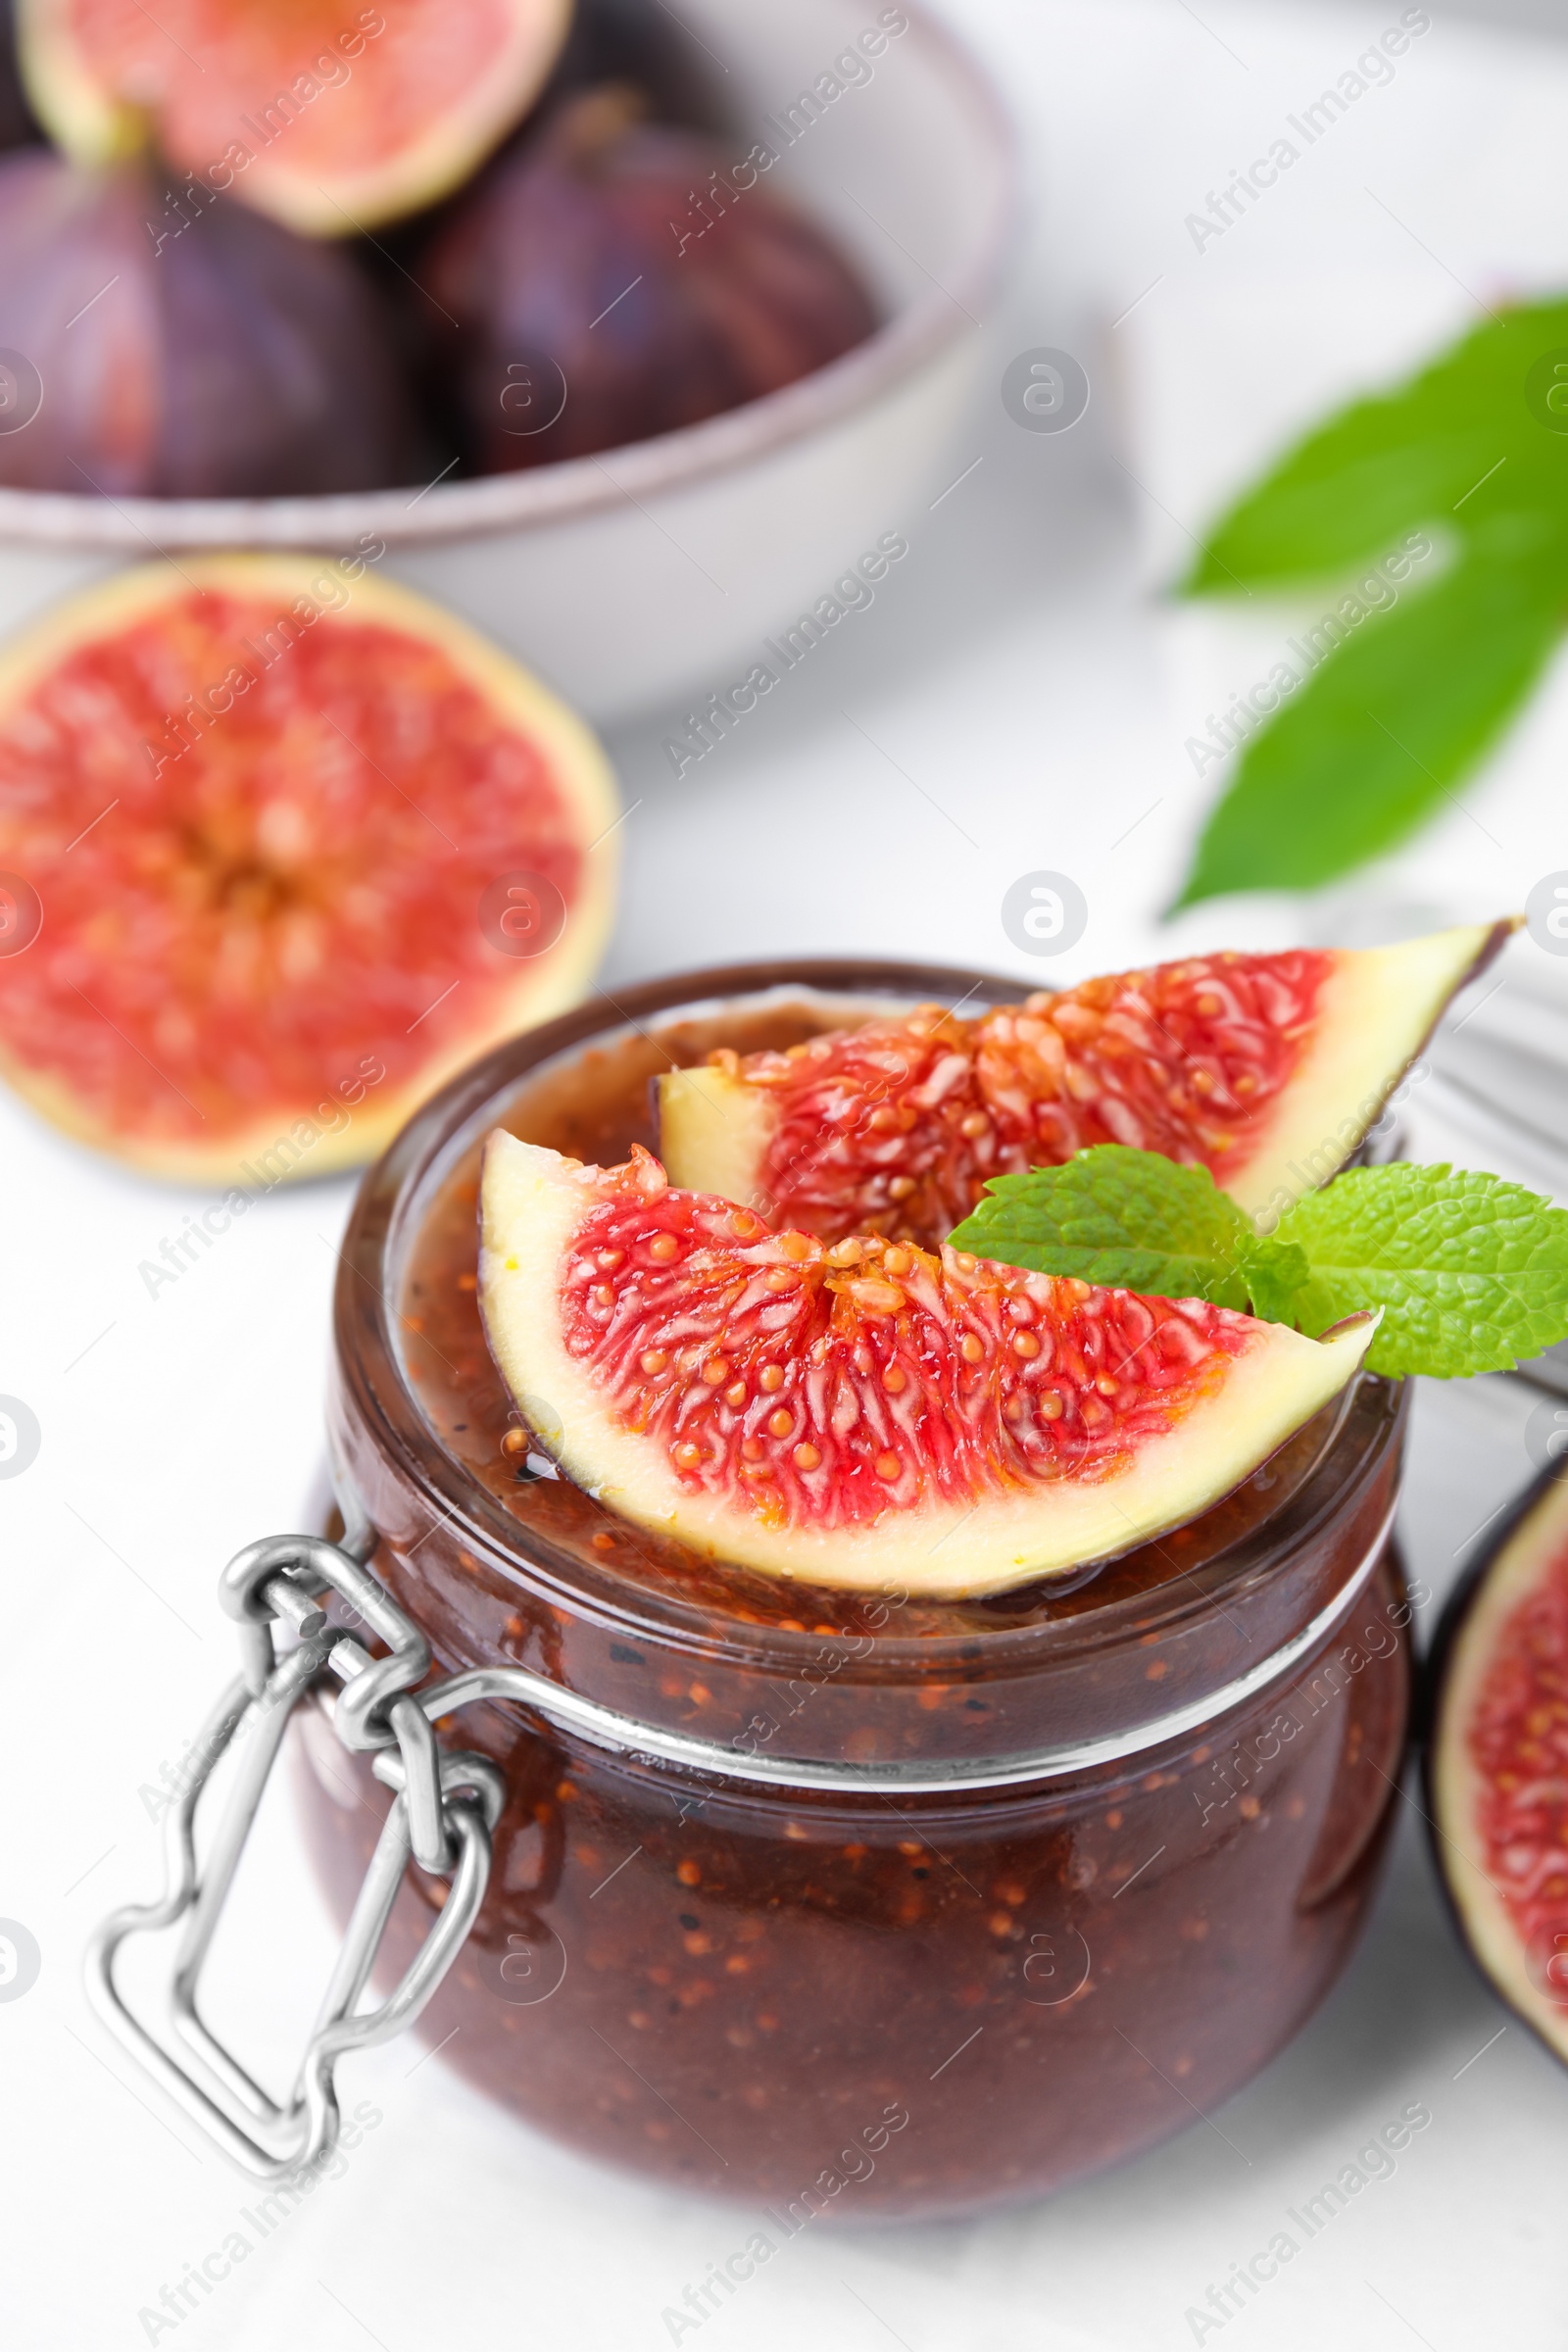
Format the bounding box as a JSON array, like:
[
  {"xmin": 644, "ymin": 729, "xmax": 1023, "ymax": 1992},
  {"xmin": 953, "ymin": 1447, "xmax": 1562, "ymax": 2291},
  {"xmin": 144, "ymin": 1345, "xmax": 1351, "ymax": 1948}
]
[{"xmin": 85, "ymin": 1524, "xmax": 505, "ymax": 2183}]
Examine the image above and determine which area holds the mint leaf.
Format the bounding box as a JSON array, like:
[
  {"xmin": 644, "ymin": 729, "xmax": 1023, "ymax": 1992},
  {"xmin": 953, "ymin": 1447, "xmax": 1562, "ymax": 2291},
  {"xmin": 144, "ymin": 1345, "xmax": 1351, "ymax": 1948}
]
[
  {"xmin": 1176, "ymin": 296, "xmax": 1568, "ymax": 902},
  {"xmin": 1241, "ymin": 1237, "xmax": 1312, "ymax": 1327},
  {"xmin": 1274, "ymin": 1164, "xmax": 1568, "ymax": 1377},
  {"xmin": 1185, "ymin": 301, "xmax": 1568, "ymax": 591},
  {"xmin": 1173, "ymin": 542, "xmax": 1565, "ymax": 905},
  {"xmin": 951, "ymin": 1145, "xmax": 1274, "ymax": 1310}
]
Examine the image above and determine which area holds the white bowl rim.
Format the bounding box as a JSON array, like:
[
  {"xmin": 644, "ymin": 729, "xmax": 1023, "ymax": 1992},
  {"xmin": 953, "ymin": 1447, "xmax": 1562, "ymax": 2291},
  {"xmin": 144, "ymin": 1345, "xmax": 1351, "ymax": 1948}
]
[{"xmin": 0, "ymin": 2, "xmax": 1021, "ymax": 556}]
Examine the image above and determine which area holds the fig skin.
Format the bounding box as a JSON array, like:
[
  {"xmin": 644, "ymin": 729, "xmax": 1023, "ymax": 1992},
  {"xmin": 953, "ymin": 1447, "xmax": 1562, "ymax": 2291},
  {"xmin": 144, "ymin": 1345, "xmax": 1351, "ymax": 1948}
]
[
  {"xmin": 420, "ymin": 85, "xmax": 879, "ymax": 471},
  {"xmin": 0, "ymin": 147, "xmax": 416, "ymax": 496},
  {"xmin": 0, "ymin": 1, "xmax": 38, "ymax": 152},
  {"xmin": 541, "ymin": 0, "xmax": 731, "ymax": 137}
]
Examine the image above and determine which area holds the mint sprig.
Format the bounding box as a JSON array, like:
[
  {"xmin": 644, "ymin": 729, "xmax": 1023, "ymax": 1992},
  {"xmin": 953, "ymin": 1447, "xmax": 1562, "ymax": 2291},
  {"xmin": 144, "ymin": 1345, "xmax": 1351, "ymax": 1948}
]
[
  {"xmin": 1177, "ymin": 297, "xmax": 1568, "ymax": 905},
  {"xmin": 948, "ymin": 1146, "xmax": 1568, "ymax": 1380},
  {"xmin": 949, "ymin": 1150, "xmax": 1306, "ymax": 1315}
]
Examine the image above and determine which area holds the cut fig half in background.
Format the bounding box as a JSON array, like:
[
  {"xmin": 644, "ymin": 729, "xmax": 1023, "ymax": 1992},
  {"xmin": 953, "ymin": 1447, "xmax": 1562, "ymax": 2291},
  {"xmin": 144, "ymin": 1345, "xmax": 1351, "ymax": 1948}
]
[
  {"xmin": 478, "ymin": 1134, "xmax": 1376, "ymax": 1598},
  {"xmin": 658, "ymin": 926, "xmax": 1510, "ymax": 1249},
  {"xmin": 0, "ymin": 558, "xmax": 618, "ymax": 1185},
  {"xmin": 1428, "ymin": 1466, "xmax": 1568, "ymax": 2068},
  {"xmin": 18, "ymin": 0, "xmax": 571, "ymax": 233}
]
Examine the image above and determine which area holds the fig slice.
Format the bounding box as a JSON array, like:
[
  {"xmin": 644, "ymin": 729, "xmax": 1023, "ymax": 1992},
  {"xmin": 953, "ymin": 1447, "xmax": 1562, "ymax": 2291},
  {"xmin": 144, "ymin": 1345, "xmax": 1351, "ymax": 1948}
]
[
  {"xmin": 18, "ymin": 0, "xmax": 570, "ymax": 234},
  {"xmin": 659, "ymin": 926, "xmax": 1509, "ymax": 1249},
  {"xmin": 0, "ymin": 557, "xmax": 617, "ymax": 1183},
  {"xmin": 478, "ymin": 1133, "xmax": 1376, "ymax": 1597},
  {"xmin": 1429, "ymin": 1468, "xmax": 1568, "ymax": 2067}
]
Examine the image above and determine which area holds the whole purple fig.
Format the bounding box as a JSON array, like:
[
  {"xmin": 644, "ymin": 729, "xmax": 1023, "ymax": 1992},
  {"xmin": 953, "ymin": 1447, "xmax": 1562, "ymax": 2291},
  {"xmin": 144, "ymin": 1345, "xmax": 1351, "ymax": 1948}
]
[
  {"xmin": 0, "ymin": 147, "xmax": 416, "ymax": 495},
  {"xmin": 420, "ymin": 85, "xmax": 879, "ymax": 471}
]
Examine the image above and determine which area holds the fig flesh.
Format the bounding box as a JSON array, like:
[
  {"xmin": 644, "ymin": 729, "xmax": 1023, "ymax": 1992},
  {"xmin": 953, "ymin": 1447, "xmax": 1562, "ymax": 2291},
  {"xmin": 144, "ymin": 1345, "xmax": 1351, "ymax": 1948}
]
[
  {"xmin": 0, "ymin": 146, "xmax": 416, "ymax": 495},
  {"xmin": 478, "ymin": 1133, "xmax": 1375, "ymax": 1597},
  {"xmin": 659, "ymin": 926, "xmax": 1509, "ymax": 1248},
  {"xmin": 1429, "ymin": 1464, "xmax": 1568, "ymax": 2068},
  {"xmin": 18, "ymin": 0, "xmax": 571, "ymax": 236},
  {"xmin": 0, "ymin": 557, "xmax": 619, "ymax": 1183},
  {"xmin": 421, "ymin": 85, "xmax": 879, "ymax": 471}
]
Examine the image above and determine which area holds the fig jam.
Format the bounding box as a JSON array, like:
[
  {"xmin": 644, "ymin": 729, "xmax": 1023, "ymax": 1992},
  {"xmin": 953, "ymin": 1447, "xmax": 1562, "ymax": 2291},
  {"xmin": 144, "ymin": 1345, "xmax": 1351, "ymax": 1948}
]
[{"xmin": 316, "ymin": 962, "xmax": 1411, "ymax": 2219}]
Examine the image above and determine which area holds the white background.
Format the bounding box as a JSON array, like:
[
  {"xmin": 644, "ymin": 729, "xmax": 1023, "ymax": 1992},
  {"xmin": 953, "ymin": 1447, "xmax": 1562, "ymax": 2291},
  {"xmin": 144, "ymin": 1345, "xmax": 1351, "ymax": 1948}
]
[{"xmin": 5, "ymin": 2, "xmax": 1568, "ymax": 2346}]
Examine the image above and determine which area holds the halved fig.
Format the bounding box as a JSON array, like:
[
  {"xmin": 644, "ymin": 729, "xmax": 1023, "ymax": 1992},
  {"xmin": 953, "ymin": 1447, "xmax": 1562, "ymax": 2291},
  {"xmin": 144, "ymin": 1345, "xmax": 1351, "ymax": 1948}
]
[
  {"xmin": 1429, "ymin": 1467, "xmax": 1568, "ymax": 2066},
  {"xmin": 18, "ymin": 0, "xmax": 570, "ymax": 234},
  {"xmin": 659, "ymin": 927, "xmax": 1508, "ymax": 1248},
  {"xmin": 0, "ymin": 557, "xmax": 617, "ymax": 1183},
  {"xmin": 478, "ymin": 1134, "xmax": 1375, "ymax": 1596}
]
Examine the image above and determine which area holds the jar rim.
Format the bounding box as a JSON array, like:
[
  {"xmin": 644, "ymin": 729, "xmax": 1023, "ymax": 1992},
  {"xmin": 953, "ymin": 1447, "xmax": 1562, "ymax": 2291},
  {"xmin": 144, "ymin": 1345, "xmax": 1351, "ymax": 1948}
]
[{"xmin": 331, "ymin": 956, "xmax": 1406, "ymax": 1683}]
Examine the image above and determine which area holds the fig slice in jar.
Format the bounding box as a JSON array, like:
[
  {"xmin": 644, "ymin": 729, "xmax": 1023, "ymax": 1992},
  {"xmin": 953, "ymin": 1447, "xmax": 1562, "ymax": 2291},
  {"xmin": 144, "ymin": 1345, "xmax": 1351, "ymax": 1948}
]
[
  {"xmin": 1429, "ymin": 1468, "xmax": 1568, "ymax": 2067},
  {"xmin": 478, "ymin": 1133, "xmax": 1376, "ymax": 1597},
  {"xmin": 659, "ymin": 927, "xmax": 1509, "ymax": 1248},
  {"xmin": 18, "ymin": 0, "xmax": 570, "ymax": 234},
  {"xmin": 0, "ymin": 558, "xmax": 617, "ymax": 1183}
]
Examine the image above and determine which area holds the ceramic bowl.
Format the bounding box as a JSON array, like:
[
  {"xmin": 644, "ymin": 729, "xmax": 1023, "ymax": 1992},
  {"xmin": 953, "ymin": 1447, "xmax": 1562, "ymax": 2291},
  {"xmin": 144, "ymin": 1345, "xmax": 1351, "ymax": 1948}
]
[{"xmin": 0, "ymin": 0, "xmax": 1018, "ymax": 721}]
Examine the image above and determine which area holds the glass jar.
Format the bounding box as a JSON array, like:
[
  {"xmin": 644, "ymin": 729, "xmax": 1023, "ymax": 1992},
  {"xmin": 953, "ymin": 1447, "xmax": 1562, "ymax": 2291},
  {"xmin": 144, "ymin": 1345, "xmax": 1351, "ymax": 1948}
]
[{"xmin": 309, "ymin": 958, "xmax": 1412, "ymax": 2221}]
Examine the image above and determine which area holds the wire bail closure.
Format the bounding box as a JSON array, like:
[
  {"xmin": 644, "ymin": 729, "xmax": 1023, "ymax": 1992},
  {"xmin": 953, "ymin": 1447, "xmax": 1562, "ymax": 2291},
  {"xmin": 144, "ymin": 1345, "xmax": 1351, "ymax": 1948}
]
[{"xmin": 85, "ymin": 1511, "xmax": 505, "ymax": 2184}]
